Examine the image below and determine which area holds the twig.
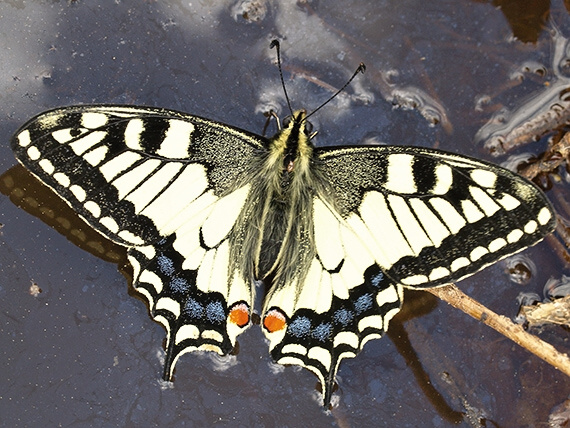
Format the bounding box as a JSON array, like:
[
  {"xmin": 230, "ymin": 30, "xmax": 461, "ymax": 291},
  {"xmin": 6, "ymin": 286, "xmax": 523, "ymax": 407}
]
[{"xmin": 427, "ymin": 283, "xmax": 570, "ymax": 377}]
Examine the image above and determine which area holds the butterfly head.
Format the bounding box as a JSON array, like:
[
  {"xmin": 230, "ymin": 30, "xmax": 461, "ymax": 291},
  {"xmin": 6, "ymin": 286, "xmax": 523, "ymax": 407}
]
[{"xmin": 265, "ymin": 109, "xmax": 315, "ymax": 191}]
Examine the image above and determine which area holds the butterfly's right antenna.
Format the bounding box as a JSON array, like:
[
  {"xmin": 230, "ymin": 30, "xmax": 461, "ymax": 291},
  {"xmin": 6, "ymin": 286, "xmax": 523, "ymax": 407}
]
[
  {"xmin": 270, "ymin": 40, "xmax": 294, "ymax": 117},
  {"xmin": 305, "ymin": 62, "xmax": 366, "ymax": 122}
]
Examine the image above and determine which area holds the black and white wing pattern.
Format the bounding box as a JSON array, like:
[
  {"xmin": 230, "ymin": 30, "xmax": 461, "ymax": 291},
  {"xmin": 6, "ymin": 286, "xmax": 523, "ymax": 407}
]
[
  {"xmin": 11, "ymin": 105, "xmax": 266, "ymax": 379},
  {"xmin": 11, "ymin": 105, "xmax": 556, "ymax": 408},
  {"xmin": 262, "ymin": 144, "xmax": 555, "ymax": 405}
]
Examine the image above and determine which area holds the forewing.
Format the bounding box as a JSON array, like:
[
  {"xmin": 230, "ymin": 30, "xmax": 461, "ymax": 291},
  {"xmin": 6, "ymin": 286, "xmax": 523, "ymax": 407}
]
[
  {"xmin": 11, "ymin": 105, "xmax": 266, "ymax": 379},
  {"xmin": 11, "ymin": 105, "xmax": 265, "ymax": 246},
  {"xmin": 317, "ymin": 145, "xmax": 555, "ymax": 288}
]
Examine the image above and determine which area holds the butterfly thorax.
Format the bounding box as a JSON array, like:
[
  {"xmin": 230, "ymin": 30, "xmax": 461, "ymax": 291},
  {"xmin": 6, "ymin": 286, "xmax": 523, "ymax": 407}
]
[{"xmin": 242, "ymin": 110, "xmax": 320, "ymax": 289}]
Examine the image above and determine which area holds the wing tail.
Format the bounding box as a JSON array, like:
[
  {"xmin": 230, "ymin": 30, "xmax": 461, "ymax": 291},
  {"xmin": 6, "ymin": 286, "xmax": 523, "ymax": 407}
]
[
  {"xmin": 263, "ymin": 264, "xmax": 402, "ymax": 407},
  {"xmin": 128, "ymin": 235, "xmax": 252, "ymax": 381}
]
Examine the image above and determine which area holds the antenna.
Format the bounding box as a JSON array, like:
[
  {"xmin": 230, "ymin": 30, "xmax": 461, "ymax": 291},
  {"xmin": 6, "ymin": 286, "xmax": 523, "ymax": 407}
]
[
  {"xmin": 270, "ymin": 40, "xmax": 294, "ymax": 117},
  {"xmin": 305, "ymin": 62, "xmax": 365, "ymax": 122},
  {"xmin": 269, "ymin": 39, "xmax": 366, "ymax": 122}
]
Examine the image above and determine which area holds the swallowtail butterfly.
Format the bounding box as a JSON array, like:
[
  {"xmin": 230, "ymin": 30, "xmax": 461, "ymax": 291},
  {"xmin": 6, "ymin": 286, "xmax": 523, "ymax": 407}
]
[{"xmin": 10, "ymin": 50, "xmax": 555, "ymax": 407}]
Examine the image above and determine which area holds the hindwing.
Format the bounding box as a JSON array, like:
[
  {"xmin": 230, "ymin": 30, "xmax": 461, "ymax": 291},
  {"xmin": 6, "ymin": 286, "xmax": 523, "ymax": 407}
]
[{"xmin": 11, "ymin": 105, "xmax": 267, "ymax": 378}]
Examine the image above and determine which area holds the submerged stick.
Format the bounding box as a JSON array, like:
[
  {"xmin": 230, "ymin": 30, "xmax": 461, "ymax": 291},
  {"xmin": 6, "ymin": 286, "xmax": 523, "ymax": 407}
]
[{"xmin": 427, "ymin": 283, "xmax": 570, "ymax": 377}]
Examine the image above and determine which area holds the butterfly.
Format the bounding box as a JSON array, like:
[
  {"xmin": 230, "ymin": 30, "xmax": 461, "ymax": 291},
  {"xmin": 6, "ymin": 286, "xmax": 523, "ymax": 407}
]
[{"xmin": 10, "ymin": 44, "xmax": 555, "ymax": 407}]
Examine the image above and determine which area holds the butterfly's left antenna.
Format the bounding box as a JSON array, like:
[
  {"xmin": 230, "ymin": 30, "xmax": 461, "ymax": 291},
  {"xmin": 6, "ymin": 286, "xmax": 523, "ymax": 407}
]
[{"xmin": 270, "ymin": 40, "xmax": 294, "ymax": 117}]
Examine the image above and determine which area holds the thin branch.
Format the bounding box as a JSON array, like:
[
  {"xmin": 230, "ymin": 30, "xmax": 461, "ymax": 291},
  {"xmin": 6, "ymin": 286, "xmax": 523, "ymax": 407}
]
[{"xmin": 427, "ymin": 284, "xmax": 570, "ymax": 377}]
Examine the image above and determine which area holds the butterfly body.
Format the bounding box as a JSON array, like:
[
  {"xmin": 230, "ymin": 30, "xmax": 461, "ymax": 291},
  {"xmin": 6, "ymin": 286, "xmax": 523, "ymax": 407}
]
[{"xmin": 12, "ymin": 104, "xmax": 555, "ymax": 407}]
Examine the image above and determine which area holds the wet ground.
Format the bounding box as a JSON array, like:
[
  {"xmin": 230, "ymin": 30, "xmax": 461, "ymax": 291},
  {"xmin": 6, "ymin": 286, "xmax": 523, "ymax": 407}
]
[{"xmin": 1, "ymin": 0, "xmax": 569, "ymax": 426}]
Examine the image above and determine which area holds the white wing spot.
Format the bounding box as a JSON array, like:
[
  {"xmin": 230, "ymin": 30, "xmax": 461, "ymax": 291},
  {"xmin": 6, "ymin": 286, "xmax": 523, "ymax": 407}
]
[
  {"xmin": 469, "ymin": 187, "xmax": 500, "ymax": 217},
  {"xmin": 429, "ymin": 266, "xmax": 450, "ymax": 281},
  {"xmin": 538, "ymin": 207, "xmax": 552, "ymax": 226},
  {"xmin": 432, "ymin": 163, "xmax": 453, "ymax": 195},
  {"xmin": 201, "ymin": 330, "xmax": 223, "ymax": 342},
  {"xmin": 488, "ymin": 237, "xmax": 507, "ymax": 252},
  {"xmin": 333, "ymin": 331, "xmax": 359, "ymax": 348},
  {"xmin": 175, "ymin": 324, "xmax": 200, "ymax": 344},
  {"xmin": 17, "ymin": 130, "xmax": 31, "ymax": 147},
  {"xmin": 83, "ymin": 145, "xmax": 109, "ymax": 166},
  {"xmin": 157, "ymin": 119, "xmax": 194, "ymax": 158},
  {"xmin": 429, "ymin": 198, "xmax": 466, "ymax": 234},
  {"xmin": 124, "ymin": 118, "xmax": 144, "ymax": 150},
  {"xmin": 136, "ymin": 245, "xmax": 156, "ymax": 260},
  {"xmin": 357, "ymin": 315, "xmax": 383, "ymax": 332},
  {"xmin": 385, "ymin": 154, "xmax": 417, "ymax": 193},
  {"xmin": 281, "ymin": 343, "xmax": 308, "ymax": 356},
  {"xmin": 524, "ymin": 220, "xmax": 538, "ymax": 234},
  {"xmin": 401, "ymin": 274, "xmax": 429, "ymax": 286},
  {"xmin": 307, "ymin": 347, "xmax": 332, "ymax": 371},
  {"xmin": 38, "ymin": 158, "xmax": 54, "ymax": 174},
  {"xmin": 470, "ymin": 169, "xmax": 497, "ymax": 188},
  {"xmin": 117, "ymin": 230, "xmax": 145, "ymax": 245},
  {"xmin": 470, "ymin": 246, "xmax": 489, "ymax": 261},
  {"xmin": 28, "ymin": 146, "xmax": 41, "ymax": 161},
  {"xmin": 450, "ymin": 257, "xmax": 470, "ymax": 272},
  {"xmin": 70, "ymin": 185, "xmax": 86, "ymax": 202},
  {"xmin": 52, "ymin": 128, "xmax": 81, "ymax": 144},
  {"xmin": 461, "ymin": 199, "xmax": 484, "ymax": 223},
  {"xmin": 99, "ymin": 151, "xmax": 142, "ymax": 181},
  {"xmin": 81, "ymin": 112, "xmax": 108, "ymax": 129},
  {"xmin": 139, "ymin": 269, "xmax": 163, "ymax": 294},
  {"xmin": 383, "ymin": 306, "xmax": 401, "ymax": 325},
  {"xmin": 375, "ymin": 286, "xmax": 400, "ymax": 306},
  {"xmin": 69, "ymin": 131, "xmax": 107, "ymax": 155},
  {"xmin": 84, "ymin": 201, "xmax": 101, "ymax": 218},
  {"xmin": 496, "ymin": 193, "xmax": 520, "ymax": 211},
  {"xmin": 100, "ymin": 216, "xmax": 119, "ymax": 233},
  {"xmin": 506, "ymin": 229, "xmax": 524, "ymax": 243},
  {"xmin": 155, "ymin": 297, "xmax": 181, "ymax": 318},
  {"xmin": 53, "ymin": 172, "xmax": 70, "ymax": 187}
]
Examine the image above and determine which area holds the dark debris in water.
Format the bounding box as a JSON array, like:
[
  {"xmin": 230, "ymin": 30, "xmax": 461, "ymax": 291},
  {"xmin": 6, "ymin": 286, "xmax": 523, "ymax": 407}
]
[{"xmin": 476, "ymin": 21, "xmax": 570, "ymax": 156}]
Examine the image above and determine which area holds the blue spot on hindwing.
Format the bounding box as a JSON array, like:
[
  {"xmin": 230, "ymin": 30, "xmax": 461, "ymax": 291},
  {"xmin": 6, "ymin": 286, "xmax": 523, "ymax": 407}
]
[
  {"xmin": 184, "ymin": 298, "xmax": 204, "ymax": 319},
  {"xmin": 288, "ymin": 316, "xmax": 311, "ymax": 337},
  {"xmin": 371, "ymin": 271, "xmax": 384, "ymax": 288},
  {"xmin": 354, "ymin": 293, "xmax": 373, "ymax": 314},
  {"xmin": 157, "ymin": 254, "xmax": 175, "ymax": 275},
  {"xmin": 206, "ymin": 301, "xmax": 226, "ymax": 324},
  {"xmin": 169, "ymin": 276, "xmax": 190, "ymax": 293},
  {"xmin": 333, "ymin": 308, "xmax": 354, "ymax": 326},
  {"xmin": 312, "ymin": 323, "xmax": 332, "ymax": 341}
]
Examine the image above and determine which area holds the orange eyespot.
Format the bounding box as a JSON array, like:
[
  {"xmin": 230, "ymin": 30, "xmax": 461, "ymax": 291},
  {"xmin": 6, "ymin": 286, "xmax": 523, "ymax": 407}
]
[
  {"xmin": 263, "ymin": 309, "xmax": 287, "ymax": 333},
  {"xmin": 228, "ymin": 303, "xmax": 250, "ymax": 327}
]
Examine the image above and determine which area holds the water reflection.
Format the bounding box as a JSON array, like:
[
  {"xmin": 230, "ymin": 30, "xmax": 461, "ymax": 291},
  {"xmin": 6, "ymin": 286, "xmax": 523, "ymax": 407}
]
[{"xmin": 476, "ymin": 20, "xmax": 570, "ymax": 155}]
